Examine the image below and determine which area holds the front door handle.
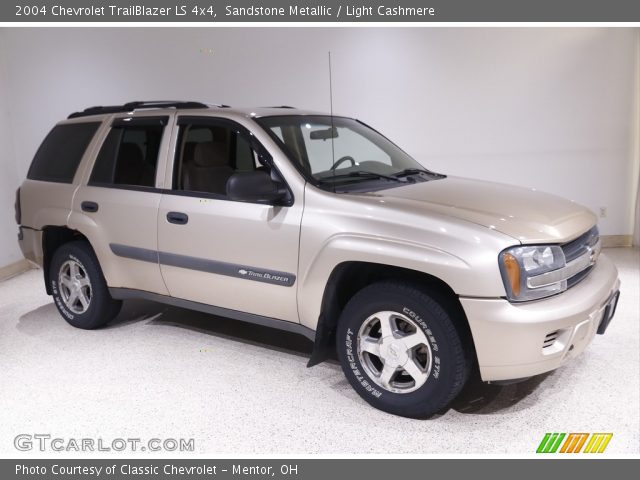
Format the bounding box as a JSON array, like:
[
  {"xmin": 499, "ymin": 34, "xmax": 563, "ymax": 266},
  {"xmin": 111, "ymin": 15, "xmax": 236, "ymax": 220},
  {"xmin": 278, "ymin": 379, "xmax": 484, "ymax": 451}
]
[
  {"xmin": 81, "ymin": 201, "xmax": 99, "ymax": 213},
  {"xmin": 166, "ymin": 211, "xmax": 189, "ymax": 225}
]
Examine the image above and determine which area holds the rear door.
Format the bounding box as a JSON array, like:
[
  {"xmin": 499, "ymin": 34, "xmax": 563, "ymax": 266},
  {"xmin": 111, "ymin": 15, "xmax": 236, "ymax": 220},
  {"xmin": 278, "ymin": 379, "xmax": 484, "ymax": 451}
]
[
  {"xmin": 70, "ymin": 114, "xmax": 173, "ymax": 295},
  {"xmin": 156, "ymin": 116, "xmax": 302, "ymax": 322}
]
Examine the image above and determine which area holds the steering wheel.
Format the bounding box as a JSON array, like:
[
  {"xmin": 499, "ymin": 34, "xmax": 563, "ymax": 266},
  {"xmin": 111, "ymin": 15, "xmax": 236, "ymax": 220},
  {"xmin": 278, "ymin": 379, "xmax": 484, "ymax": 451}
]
[{"xmin": 330, "ymin": 156, "xmax": 356, "ymax": 171}]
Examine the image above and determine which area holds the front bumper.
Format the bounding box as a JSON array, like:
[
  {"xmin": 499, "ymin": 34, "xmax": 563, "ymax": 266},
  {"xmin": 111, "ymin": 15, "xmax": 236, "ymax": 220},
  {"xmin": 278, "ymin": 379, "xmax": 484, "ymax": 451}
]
[{"xmin": 461, "ymin": 254, "xmax": 620, "ymax": 381}]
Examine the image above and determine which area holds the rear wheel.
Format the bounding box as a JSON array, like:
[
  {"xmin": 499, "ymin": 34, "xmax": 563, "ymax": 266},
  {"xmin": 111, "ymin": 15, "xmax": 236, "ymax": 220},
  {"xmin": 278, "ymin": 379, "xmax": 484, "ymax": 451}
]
[
  {"xmin": 336, "ymin": 281, "xmax": 468, "ymax": 418},
  {"xmin": 49, "ymin": 241, "xmax": 121, "ymax": 329}
]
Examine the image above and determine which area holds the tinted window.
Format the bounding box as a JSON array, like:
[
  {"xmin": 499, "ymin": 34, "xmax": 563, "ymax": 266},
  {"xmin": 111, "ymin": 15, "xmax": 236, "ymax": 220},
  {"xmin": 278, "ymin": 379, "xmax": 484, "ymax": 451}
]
[
  {"xmin": 90, "ymin": 124, "xmax": 163, "ymax": 188},
  {"xmin": 235, "ymin": 135, "xmax": 256, "ymax": 172},
  {"xmin": 27, "ymin": 122, "xmax": 100, "ymax": 183},
  {"xmin": 173, "ymin": 123, "xmax": 262, "ymax": 196}
]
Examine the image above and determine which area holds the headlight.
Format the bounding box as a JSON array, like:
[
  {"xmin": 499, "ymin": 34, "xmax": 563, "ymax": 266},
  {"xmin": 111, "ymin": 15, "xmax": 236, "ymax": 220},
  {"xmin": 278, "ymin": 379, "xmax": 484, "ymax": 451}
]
[{"xmin": 499, "ymin": 245, "xmax": 566, "ymax": 302}]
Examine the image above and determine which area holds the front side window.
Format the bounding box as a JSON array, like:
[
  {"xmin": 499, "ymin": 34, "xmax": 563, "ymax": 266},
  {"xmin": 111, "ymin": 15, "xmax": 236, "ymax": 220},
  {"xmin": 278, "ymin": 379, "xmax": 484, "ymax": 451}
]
[
  {"xmin": 256, "ymin": 116, "xmax": 430, "ymax": 190},
  {"xmin": 173, "ymin": 120, "xmax": 264, "ymax": 197},
  {"xmin": 90, "ymin": 121, "xmax": 164, "ymax": 188}
]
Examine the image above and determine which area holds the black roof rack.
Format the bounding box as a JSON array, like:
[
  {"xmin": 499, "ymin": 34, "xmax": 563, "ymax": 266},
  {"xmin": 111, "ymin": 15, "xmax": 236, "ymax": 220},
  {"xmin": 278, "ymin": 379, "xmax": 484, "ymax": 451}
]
[
  {"xmin": 67, "ymin": 100, "xmax": 215, "ymax": 119},
  {"xmin": 264, "ymin": 105, "xmax": 296, "ymax": 109}
]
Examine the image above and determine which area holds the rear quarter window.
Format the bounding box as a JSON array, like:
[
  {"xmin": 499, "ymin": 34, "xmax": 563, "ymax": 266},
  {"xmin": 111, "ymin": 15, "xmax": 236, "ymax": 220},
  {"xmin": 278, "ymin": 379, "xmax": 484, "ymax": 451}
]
[{"xmin": 27, "ymin": 122, "xmax": 100, "ymax": 183}]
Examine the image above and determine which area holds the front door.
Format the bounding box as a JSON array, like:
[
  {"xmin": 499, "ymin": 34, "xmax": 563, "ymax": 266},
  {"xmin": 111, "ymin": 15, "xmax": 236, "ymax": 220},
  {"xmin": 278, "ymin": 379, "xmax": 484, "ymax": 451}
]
[{"xmin": 157, "ymin": 116, "xmax": 302, "ymax": 322}]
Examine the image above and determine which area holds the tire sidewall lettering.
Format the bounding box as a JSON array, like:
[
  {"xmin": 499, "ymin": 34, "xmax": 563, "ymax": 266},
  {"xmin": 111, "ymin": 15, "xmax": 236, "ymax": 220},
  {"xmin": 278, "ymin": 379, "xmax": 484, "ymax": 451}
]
[
  {"xmin": 52, "ymin": 277, "xmax": 75, "ymax": 321},
  {"xmin": 401, "ymin": 306, "xmax": 441, "ymax": 380},
  {"xmin": 345, "ymin": 327, "xmax": 384, "ymax": 399}
]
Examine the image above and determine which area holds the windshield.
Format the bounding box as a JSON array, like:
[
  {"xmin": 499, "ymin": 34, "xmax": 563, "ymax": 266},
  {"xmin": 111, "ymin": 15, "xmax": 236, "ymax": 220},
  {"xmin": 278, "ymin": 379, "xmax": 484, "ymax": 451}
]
[{"xmin": 256, "ymin": 116, "xmax": 428, "ymax": 187}]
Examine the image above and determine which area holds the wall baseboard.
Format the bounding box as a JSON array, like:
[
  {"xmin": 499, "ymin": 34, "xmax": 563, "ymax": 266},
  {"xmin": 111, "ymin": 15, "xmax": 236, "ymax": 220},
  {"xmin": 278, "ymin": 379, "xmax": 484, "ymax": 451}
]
[
  {"xmin": 601, "ymin": 235, "xmax": 633, "ymax": 248},
  {"xmin": 0, "ymin": 258, "xmax": 33, "ymax": 282}
]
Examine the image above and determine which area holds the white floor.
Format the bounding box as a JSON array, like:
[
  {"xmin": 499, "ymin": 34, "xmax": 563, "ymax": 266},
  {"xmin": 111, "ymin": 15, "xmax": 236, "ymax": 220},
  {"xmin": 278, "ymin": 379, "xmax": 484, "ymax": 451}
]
[{"xmin": 0, "ymin": 248, "xmax": 638, "ymax": 455}]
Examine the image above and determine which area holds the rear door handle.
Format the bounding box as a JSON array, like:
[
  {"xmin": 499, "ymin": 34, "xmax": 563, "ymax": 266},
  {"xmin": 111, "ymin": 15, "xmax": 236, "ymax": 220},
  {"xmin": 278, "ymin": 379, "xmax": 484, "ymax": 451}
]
[
  {"xmin": 81, "ymin": 201, "xmax": 99, "ymax": 213},
  {"xmin": 166, "ymin": 211, "xmax": 189, "ymax": 225}
]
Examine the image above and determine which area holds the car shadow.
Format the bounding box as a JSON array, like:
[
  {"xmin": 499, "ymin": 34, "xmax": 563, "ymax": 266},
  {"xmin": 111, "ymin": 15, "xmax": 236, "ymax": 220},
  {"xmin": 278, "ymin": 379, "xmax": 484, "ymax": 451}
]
[
  {"xmin": 129, "ymin": 303, "xmax": 552, "ymax": 415},
  {"xmin": 15, "ymin": 300, "xmax": 164, "ymax": 336},
  {"xmin": 15, "ymin": 302, "xmax": 60, "ymax": 334},
  {"xmin": 448, "ymin": 368, "xmax": 554, "ymax": 415},
  {"xmin": 104, "ymin": 299, "xmax": 169, "ymax": 328},
  {"xmin": 18, "ymin": 301, "xmax": 550, "ymax": 416},
  {"xmin": 108, "ymin": 300, "xmax": 314, "ymax": 359}
]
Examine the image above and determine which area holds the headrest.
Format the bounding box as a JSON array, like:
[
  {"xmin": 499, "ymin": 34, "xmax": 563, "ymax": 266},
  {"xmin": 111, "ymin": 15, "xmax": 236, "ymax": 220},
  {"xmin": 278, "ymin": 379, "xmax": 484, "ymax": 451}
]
[{"xmin": 193, "ymin": 141, "xmax": 228, "ymax": 167}]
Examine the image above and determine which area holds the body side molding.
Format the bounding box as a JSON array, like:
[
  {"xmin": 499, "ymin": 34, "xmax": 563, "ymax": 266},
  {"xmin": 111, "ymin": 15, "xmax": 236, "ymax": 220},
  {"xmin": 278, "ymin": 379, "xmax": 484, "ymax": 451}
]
[
  {"xmin": 110, "ymin": 243, "xmax": 159, "ymax": 263},
  {"xmin": 109, "ymin": 243, "xmax": 296, "ymax": 286}
]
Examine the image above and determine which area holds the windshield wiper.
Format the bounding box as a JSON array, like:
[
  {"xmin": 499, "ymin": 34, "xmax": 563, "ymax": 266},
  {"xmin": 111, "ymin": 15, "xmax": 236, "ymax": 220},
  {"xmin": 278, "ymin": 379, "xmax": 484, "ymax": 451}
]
[
  {"xmin": 392, "ymin": 168, "xmax": 436, "ymax": 177},
  {"xmin": 318, "ymin": 171, "xmax": 406, "ymax": 184}
]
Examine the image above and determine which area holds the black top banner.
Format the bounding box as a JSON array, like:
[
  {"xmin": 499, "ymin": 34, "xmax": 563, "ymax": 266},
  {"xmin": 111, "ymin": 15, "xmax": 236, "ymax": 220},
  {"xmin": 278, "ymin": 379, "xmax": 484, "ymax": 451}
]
[{"xmin": 3, "ymin": 0, "xmax": 640, "ymax": 22}]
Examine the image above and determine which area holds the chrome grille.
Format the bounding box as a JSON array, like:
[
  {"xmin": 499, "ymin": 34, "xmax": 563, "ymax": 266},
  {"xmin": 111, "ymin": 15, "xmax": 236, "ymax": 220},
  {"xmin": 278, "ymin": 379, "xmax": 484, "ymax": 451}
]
[
  {"xmin": 562, "ymin": 226, "xmax": 600, "ymax": 289},
  {"xmin": 527, "ymin": 226, "xmax": 601, "ymax": 290},
  {"xmin": 563, "ymin": 226, "xmax": 600, "ymax": 262}
]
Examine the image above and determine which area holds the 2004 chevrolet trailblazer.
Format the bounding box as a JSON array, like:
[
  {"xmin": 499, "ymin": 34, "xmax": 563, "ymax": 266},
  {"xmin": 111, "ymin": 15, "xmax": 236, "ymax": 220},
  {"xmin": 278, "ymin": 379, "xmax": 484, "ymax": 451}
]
[{"xmin": 16, "ymin": 101, "xmax": 620, "ymax": 417}]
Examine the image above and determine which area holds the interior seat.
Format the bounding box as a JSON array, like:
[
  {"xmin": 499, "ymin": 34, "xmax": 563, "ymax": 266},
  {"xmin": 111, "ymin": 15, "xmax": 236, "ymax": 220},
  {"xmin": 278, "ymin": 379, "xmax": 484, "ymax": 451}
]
[{"xmin": 184, "ymin": 141, "xmax": 233, "ymax": 195}]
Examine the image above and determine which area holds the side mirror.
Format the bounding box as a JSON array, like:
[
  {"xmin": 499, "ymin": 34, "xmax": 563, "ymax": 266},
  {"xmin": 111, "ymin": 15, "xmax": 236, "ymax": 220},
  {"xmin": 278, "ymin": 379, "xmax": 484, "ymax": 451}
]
[{"xmin": 226, "ymin": 170, "xmax": 289, "ymax": 205}]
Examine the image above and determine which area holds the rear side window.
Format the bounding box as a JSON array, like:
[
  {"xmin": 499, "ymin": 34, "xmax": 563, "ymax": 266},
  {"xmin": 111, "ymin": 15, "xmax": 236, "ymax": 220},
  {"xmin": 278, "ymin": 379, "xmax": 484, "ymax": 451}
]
[
  {"xmin": 90, "ymin": 122, "xmax": 164, "ymax": 188},
  {"xmin": 27, "ymin": 122, "xmax": 100, "ymax": 183}
]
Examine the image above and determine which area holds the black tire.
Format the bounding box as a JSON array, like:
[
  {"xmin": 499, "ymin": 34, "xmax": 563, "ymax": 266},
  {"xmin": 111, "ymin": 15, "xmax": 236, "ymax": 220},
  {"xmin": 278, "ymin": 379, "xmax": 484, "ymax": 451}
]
[
  {"xmin": 336, "ymin": 281, "xmax": 468, "ymax": 418},
  {"xmin": 49, "ymin": 240, "xmax": 122, "ymax": 329}
]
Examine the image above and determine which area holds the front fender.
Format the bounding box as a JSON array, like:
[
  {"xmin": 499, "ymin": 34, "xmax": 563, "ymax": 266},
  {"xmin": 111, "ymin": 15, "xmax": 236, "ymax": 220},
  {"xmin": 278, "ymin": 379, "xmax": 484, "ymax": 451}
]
[{"xmin": 297, "ymin": 233, "xmax": 504, "ymax": 330}]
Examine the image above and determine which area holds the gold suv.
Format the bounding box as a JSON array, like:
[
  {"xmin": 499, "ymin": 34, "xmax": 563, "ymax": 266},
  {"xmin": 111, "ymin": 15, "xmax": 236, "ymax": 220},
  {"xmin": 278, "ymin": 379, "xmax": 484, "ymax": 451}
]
[{"xmin": 16, "ymin": 101, "xmax": 620, "ymax": 418}]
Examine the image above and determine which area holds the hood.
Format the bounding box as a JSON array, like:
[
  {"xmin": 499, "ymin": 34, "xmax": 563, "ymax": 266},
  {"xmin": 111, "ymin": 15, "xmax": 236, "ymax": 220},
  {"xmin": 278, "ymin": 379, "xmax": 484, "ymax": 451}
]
[{"xmin": 366, "ymin": 176, "xmax": 596, "ymax": 244}]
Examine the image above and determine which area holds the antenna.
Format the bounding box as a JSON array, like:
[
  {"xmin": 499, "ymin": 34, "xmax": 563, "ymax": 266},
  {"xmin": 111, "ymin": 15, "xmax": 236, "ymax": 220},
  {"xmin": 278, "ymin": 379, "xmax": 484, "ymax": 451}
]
[{"xmin": 329, "ymin": 51, "xmax": 337, "ymax": 191}]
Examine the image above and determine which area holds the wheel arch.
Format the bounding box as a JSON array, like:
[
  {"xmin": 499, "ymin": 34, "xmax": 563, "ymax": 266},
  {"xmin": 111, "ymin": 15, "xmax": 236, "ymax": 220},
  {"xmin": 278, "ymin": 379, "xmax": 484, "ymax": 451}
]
[
  {"xmin": 41, "ymin": 225, "xmax": 92, "ymax": 294},
  {"xmin": 307, "ymin": 261, "xmax": 477, "ymax": 368}
]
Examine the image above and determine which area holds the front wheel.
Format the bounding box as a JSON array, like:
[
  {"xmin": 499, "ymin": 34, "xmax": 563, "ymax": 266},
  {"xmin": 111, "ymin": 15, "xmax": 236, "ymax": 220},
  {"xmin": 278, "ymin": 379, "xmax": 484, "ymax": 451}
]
[
  {"xmin": 336, "ymin": 281, "xmax": 468, "ymax": 418},
  {"xmin": 49, "ymin": 240, "xmax": 122, "ymax": 329}
]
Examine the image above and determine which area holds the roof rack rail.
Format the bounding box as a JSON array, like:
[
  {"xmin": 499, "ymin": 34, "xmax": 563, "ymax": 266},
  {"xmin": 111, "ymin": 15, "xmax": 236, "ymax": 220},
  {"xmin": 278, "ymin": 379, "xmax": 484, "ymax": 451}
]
[
  {"xmin": 265, "ymin": 105, "xmax": 296, "ymax": 109},
  {"xmin": 67, "ymin": 100, "xmax": 211, "ymax": 119}
]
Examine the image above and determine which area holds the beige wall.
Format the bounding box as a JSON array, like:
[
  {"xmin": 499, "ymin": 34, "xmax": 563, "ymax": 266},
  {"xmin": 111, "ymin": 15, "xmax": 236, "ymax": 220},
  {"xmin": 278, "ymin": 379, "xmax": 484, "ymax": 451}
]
[
  {"xmin": 633, "ymin": 29, "xmax": 640, "ymax": 247},
  {"xmin": 0, "ymin": 29, "xmax": 21, "ymax": 269}
]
